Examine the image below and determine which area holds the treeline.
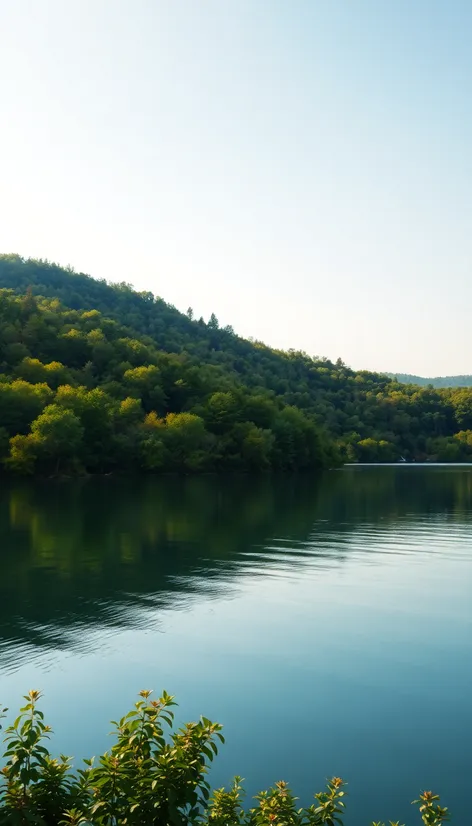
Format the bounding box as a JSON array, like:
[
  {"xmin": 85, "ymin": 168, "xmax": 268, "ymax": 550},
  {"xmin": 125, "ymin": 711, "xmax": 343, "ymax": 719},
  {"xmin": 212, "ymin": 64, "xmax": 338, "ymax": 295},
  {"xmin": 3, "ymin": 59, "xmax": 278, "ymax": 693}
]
[
  {"xmin": 1, "ymin": 254, "xmax": 472, "ymax": 468},
  {"xmin": 0, "ymin": 287, "xmax": 333, "ymax": 475},
  {"xmin": 387, "ymin": 372, "xmax": 472, "ymax": 388}
]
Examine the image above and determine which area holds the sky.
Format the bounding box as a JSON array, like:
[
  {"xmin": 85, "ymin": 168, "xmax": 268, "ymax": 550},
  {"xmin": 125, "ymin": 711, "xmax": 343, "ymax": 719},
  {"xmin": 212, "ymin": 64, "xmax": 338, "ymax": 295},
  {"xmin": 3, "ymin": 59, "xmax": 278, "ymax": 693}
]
[{"xmin": 1, "ymin": 0, "xmax": 471, "ymax": 376}]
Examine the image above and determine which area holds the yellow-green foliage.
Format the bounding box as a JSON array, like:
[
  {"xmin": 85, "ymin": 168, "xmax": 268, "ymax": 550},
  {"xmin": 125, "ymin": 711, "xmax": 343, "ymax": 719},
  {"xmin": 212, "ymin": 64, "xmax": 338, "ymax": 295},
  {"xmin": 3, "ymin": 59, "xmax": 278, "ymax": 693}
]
[
  {"xmin": 1, "ymin": 254, "xmax": 472, "ymax": 471},
  {"xmin": 0, "ymin": 693, "xmax": 449, "ymax": 826}
]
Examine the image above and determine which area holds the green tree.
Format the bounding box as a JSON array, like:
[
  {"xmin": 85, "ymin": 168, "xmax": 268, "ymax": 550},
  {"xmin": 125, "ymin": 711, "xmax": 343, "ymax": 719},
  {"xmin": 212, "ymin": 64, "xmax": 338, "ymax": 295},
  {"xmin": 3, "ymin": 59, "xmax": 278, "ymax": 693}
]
[
  {"xmin": 356, "ymin": 438, "xmax": 397, "ymax": 462},
  {"xmin": 0, "ymin": 380, "xmax": 53, "ymax": 435},
  {"xmin": 272, "ymin": 407, "xmax": 325, "ymax": 470},
  {"xmin": 15, "ymin": 356, "xmax": 70, "ymax": 389},
  {"xmin": 163, "ymin": 412, "xmax": 209, "ymax": 471},
  {"xmin": 30, "ymin": 404, "xmax": 84, "ymax": 472},
  {"xmin": 123, "ymin": 365, "xmax": 166, "ymax": 413},
  {"xmin": 243, "ymin": 395, "xmax": 276, "ymax": 429},
  {"xmin": 239, "ymin": 423, "xmax": 275, "ymax": 469},
  {"xmin": 451, "ymin": 388, "xmax": 472, "ymax": 430},
  {"xmin": 8, "ymin": 404, "xmax": 84, "ymax": 474},
  {"xmin": 204, "ymin": 392, "xmax": 241, "ymax": 435},
  {"xmin": 55, "ymin": 385, "xmax": 116, "ymax": 470}
]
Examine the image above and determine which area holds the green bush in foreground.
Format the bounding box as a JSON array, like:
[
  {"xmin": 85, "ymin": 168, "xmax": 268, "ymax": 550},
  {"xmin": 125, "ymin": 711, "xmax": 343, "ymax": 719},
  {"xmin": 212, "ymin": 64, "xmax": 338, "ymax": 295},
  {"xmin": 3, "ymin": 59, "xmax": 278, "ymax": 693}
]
[{"xmin": 0, "ymin": 691, "xmax": 449, "ymax": 826}]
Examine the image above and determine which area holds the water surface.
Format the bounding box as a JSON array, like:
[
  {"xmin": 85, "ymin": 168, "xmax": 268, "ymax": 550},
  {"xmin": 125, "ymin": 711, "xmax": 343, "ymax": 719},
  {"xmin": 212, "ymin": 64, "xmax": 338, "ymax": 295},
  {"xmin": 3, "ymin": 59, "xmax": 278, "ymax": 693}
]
[{"xmin": 1, "ymin": 468, "xmax": 471, "ymax": 824}]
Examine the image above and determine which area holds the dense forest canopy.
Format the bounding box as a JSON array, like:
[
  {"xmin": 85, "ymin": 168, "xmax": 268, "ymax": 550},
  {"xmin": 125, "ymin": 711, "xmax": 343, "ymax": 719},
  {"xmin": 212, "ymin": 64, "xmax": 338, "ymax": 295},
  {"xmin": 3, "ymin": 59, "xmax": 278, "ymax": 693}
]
[{"xmin": 1, "ymin": 253, "xmax": 472, "ymax": 473}]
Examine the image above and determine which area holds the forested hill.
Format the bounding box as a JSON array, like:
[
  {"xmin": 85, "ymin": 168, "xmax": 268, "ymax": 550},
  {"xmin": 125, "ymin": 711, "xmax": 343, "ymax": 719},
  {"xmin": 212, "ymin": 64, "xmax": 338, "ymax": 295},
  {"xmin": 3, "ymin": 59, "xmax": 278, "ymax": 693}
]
[
  {"xmin": 387, "ymin": 372, "xmax": 472, "ymax": 388},
  {"xmin": 1, "ymin": 253, "xmax": 472, "ymax": 474}
]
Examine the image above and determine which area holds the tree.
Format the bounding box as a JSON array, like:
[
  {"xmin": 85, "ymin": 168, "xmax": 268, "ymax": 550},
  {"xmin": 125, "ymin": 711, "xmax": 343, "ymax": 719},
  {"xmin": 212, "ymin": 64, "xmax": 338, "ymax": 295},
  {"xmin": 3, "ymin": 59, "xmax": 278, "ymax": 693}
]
[
  {"xmin": 31, "ymin": 404, "xmax": 84, "ymax": 471},
  {"xmin": 15, "ymin": 357, "xmax": 69, "ymax": 389},
  {"xmin": 204, "ymin": 392, "xmax": 240, "ymax": 434},
  {"xmin": 55, "ymin": 386, "xmax": 115, "ymax": 470},
  {"xmin": 0, "ymin": 380, "xmax": 53, "ymax": 436},
  {"xmin": 163, "ymin": 412, "xmax": 209, "ymax": 471},
  {"xmin": 356, "ymin": 438, "xmax": 397, "ymax": 462},
  {"xmin": 451, "ymin": 389, "xmax": 472, "ymax": 430},
  {"xmin": 8, "ymin": 434, "xmax": 34, "ymax": 473},
  {"xmin": 140, "ymin": 432, "xmax": 167, "ymax": 470},
  {"xmin": 239, "ymin": 423, "xmax": 274, "ymax": 469},
  {"xmin": 272, "ymin": 406, "xmax": 325, "ymax": 470},
  {"xmin": 243, "ymin": 395, "xmax": 276, "ymax": 429},
  {"xmin": 118, "ymin": 396, "xmax": 143, "ymax": 425},
  {"xmin": 8, "ymin": 405, "xmax": 84, "ymax": 474},
  {"xmin": 123, "ymin": 365, "xmax": 166, "ymax": 413}
]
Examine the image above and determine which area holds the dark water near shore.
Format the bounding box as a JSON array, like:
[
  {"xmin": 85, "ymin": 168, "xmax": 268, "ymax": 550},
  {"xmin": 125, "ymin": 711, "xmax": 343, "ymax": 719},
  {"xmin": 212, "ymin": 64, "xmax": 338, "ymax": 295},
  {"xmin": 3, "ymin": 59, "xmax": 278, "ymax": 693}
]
[{"xmin": 1, "ymin": 467, "xmax": 471, "ymax": 823}]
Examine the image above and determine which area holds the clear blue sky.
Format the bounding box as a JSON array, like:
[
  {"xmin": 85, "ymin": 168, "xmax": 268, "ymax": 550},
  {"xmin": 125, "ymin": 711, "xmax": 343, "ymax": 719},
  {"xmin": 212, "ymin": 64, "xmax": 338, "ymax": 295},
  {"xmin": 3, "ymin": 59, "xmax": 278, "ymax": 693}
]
[{"xmin": 1, "ymin": 0, "xmax": 471, "ymax": 375}]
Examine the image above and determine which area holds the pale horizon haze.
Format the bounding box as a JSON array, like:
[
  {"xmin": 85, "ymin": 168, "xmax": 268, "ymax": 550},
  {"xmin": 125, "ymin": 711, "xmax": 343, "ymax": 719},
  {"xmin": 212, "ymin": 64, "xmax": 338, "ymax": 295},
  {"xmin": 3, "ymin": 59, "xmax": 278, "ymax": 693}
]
[{"xmin": 1, "ymin": 0, "xmax": 471, "ymax": 376}]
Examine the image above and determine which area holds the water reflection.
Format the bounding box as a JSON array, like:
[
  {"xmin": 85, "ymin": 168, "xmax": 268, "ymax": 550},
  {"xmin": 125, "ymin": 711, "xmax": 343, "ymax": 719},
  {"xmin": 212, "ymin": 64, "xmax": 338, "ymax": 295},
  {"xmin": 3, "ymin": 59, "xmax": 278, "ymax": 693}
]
[
  {"xmin": 1, "ymin": 468, "xmax": 472, "ymax": 826},
  {"xmin": 1, "ymin": 467, "xmax": 472, "ymax": 669}
]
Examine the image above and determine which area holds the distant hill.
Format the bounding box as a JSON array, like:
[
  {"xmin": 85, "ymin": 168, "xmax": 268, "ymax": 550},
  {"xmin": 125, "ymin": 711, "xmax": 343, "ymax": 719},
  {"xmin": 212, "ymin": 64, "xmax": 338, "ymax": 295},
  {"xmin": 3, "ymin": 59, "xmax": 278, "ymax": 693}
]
[
  {"xmin": 1, "ymin": 253, "xmax": 472, "ymax": 470},
  {"xmin": 386, "ymin": 373, "xmax": 472, "ymax": 388}
]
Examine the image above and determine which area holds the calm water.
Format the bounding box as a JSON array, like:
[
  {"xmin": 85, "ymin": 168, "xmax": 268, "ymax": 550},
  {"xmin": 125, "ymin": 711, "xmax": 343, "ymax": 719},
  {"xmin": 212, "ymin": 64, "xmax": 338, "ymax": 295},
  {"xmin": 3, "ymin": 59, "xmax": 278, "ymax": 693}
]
[{"xmin": 1, "ymin": 468, "xmax": 471, "ymax": 823}]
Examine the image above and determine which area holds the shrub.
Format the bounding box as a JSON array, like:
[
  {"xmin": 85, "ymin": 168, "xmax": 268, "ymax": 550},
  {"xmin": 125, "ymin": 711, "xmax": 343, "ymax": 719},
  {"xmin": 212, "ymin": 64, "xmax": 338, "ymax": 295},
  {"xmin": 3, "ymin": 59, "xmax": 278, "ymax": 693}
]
[{"xmin": 0, "ymin": 691, "xmax": 450, "ymax": 826}]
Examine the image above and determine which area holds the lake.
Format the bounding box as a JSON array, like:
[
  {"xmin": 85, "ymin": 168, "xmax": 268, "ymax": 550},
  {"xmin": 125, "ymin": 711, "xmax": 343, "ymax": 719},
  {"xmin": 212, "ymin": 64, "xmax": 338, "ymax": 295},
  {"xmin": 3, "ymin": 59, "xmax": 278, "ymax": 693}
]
[{"xmin": 1, "ymin": 467, "xmax": 471, "ymax": 824}]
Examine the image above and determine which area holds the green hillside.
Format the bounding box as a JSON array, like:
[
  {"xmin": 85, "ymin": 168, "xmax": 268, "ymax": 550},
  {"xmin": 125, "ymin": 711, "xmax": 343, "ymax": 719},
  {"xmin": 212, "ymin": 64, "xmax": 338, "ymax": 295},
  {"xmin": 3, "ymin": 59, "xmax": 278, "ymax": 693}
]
[{"xmin": 1, "ymin": 253, "xmax": 472, "ymax": 472}]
